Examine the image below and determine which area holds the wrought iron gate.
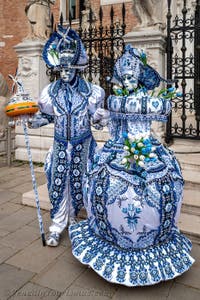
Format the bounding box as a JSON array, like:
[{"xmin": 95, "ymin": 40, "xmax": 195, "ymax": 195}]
[
  {"xmin": 48, "ymin": 4, "xmax": 126, "ymax": 98},
  {"xmin": 78, "ymin": 4, "xmax": 126, "ymax": 97},
  {"xmin": 166, "ymin": 0, "xmax": 200, "ymax": 142}
]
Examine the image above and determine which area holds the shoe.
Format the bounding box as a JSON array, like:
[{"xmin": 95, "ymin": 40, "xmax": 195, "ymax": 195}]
[{"xmin": 46, "ymin": 232, "xmax": 60, "ymax": 247}]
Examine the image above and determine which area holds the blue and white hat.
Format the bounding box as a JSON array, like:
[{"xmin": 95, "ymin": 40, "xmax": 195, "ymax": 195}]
[
  {"xmin": 43, "ymin": 25, "xmax": 88, "ymax": 69},
  {"xmin": 112, "ymin": 44, "xmax": 164, "ymax": 90}
]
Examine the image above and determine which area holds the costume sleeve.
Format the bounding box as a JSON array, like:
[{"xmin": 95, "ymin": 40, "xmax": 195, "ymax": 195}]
[
  {"xmin": 29, "ymin": 84, "xmax": 54, "ymax": 128},
  {"xmin": 88, "ymin": 84, "xmax": 105, "ymax": 116},
  {"xmin": 38, "ymin": 84, "xmax": 54, "ymax": 116},
  {"xmin": 28, "ymin": 112, "xmax": 54, "ymax": 129},
  {"xmin": 88, "ymin": 84, "xmax": 110, "ymax": 129}
]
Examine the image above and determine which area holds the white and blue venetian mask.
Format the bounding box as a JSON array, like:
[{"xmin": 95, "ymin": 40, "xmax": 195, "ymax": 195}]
[
  {"xmin": 60, "ymin": 67, "xmax": 76, "ymax": 83},
  {"xmin": 111, "ymin": 44, "xmax": 163, "ymax": 91},
  {"xmin": 121, "ymin": 73, "xmax": 139, "ymax": 91}
]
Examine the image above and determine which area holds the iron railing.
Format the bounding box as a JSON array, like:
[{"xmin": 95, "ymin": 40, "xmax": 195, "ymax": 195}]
[
  {"xmin": 166, "ymin": 0, "xmax": 200, "ymax": 142},
  {"xmin": 0, "ymin": 127, "xmax": 14, "ymax": 166}
]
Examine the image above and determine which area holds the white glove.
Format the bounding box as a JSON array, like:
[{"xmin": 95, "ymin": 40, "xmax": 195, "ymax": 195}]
[
  {"xmin": 92, "ymin": 108, "xmax": 110, "ymax": 125},
  {"xmin": 28, "ymin": 113, "xmax": 49, "ymax": 129}
]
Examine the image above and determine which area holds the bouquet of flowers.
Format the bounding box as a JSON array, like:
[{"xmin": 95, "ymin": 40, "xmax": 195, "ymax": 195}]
[
  {"xmin": 151, "ymin": 86, "xmax": 183, "ymax": 99},
  {"xmin": 121, "ymin": 132, "xmax": 157, "ymax": 169}
]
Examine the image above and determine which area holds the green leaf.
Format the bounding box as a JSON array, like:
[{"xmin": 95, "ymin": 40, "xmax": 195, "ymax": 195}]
[
  {"xmin": 157, "ymin": 88, "xmax": 167, "ymax": 97},
  {"xmin": 125, "ymin": 162, "xmax": 130, "ymax": 169},
  {"xmin": 125, "ymin": 139, "xmax": 131, "ymax": 147}
]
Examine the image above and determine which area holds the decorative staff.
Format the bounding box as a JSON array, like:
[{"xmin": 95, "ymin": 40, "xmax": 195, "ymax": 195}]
[{"xmin": 5, "ymin": 74, "xmax": 46, "ymax": 246}]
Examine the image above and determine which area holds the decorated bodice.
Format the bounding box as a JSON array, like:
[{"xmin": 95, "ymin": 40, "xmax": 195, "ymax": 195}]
[
  {"xmin": 39, "ymin": 77, "xmax": 105, "ymax": 142},
  {"xmin": 106, "ymin": 91, "xmax": 171, "ymax": 143}
]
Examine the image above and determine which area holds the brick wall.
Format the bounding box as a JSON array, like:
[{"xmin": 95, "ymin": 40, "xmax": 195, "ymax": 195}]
[
  {"xmin": 0, "ymin": 0, "xmax": 28, "ymax": 89},
  {"xmin": 51, "ymin": 0, "xmax": 61, "ymax": 27},
  {"xmin": 0, "ymin": 0, "xmax": 137, "ymax": 89},
  {"xmin": 91, "ymin": 0, "xmax": 137, "ymax": 33},
  {"xmin": 66, "ymin": 1, "xmax": 137, "ymax": 35},
  {"xmin": 0, "ymin": 1, "xmax": 60, "ymax": 90}
]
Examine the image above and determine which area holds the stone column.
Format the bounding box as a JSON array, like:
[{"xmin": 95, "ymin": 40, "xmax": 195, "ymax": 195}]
[
  {"xmin": 14, "ymin": 40, "xmax": 53, "ymax": 162},
  {"xmin": 124, "ymin": 29, "xmax": 167, "ymax": 140},
  {"xmin": 14, "ymin": 40, "xmax": 49, "ymax": 100},
  {"xmin": 124, "ymin": 29, "xmax": 166, "ymax": 79}
]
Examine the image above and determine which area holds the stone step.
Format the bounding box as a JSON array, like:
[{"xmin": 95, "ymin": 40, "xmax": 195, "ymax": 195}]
[
  {"xmin": 22, "ymin": 184, "xmax": 200, "ymax": 244},
  {"xmin": 182, "ymin": 189, "xmax": 200, "ymax": 216},
  {"xmin": 178, "ymin": 212, "xmax": 200, "ymax": 245},
  {"xmin": 170, "ymin": 139, "xmax": 200, "ymax": 150},
  {"xmin": 176, "ymin": 153, "xmax": 200, "ymax": 172},
  {"xmin": 22, "ymin": 183, "xmax": 88, "ymax": 222},
  {"xmin": 92, "ymin": 128, "xmax": 110, "ymax": 142},
  {"xmin": 22, "ymin": 184, "xmax": 51, "ymax": 211},
  {"xmin": 182, "ymin": 169, "xmax": 200, "ymax": 190},
  {"xmin": 23, "ymin": 185, "xmax": 200, "ymax": 212},
  {"xmin": 15, "ymin": 124, "xmax": 54, "ymax": 163}
]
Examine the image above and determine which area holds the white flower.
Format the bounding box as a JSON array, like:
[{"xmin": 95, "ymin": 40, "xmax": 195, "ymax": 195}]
[
  {"xmin": 135, "ymin": 134, "xmax": 141, "ymax": 140},
  {"xmin": 137, "ymin": 142, "xmax": 144, "ymax": 148},
  {"xmin": 121, "ymin": 158, "xmax": 128, "ymax": 164},
  {"xmin": 152, "ymin": 147, "xmax": 156, "ymax": 151},
  {"xmin": 124, "ymin": 146, "xmax": 129, "ymax": 151},
  {"xmin": 139, "ymin": 155, "xmax": 145, "ymax": 161},
  {"xmin": 131, "ymin": 147, "xmax": 135, "ymax": 153},
  {"xmin": 113, "ymin": 85, "xmax": 120, "ymax": 90},
  {"xmin": 128, "ymin": 133, "xmax": 133, "ymax": 139},
  {"xmin": 149, "ymin": 153, "xmax": 156, "ymax": 158},
  {"xmin": 138, "ymin": 161, "xmax": 145, "ymax": 168},
  {"xmin": 130, "ymin": 137, "xmax": 136, "ymax": 143},
  {"xmin": 134, "ymin": 155, "xmax": 138, "ymax": 160},
  {"xmin": 139, "ymin": 133, "xmax": 145, "ymax": 138},
  {"xmin": 128, "ymin": 134, "xmax": 135, "ymax": 142}
]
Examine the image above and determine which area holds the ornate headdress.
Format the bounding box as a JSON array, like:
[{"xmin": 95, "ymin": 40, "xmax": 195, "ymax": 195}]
[
  {"xmin": 42, "ymin": 25, "xmax": 88, "ymax": 69},
  {"xmin": 112, "ymin": 44, "xmax": 164, "ymax": 90}
]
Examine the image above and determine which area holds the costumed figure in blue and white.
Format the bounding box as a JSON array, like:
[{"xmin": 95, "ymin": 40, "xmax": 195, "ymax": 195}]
[
  {"xmin": 31, "ymin": 26, "xmax": 107, "ymax": 247},
  {"xmin": 69, "ymin": 45, "xmax": 194, "ymax": 286}
]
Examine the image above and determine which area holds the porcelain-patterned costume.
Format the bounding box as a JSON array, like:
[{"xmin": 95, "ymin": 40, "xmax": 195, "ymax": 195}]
[
  {"xmin": 69, "ymin": 45, "xmax": 194, "ymax": 286},
  {"xmin": 39, "ymin": 77, "xmax": 104, "ymax": 234},
  {"xmin": 33, "ymin": 26, "xmax": 107, "ymax": 245}
]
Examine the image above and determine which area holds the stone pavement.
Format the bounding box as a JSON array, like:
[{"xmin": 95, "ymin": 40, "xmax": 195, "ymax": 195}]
[{"xmin": 0, "ymin": 161, "xmax": 200, "ymax": 300}]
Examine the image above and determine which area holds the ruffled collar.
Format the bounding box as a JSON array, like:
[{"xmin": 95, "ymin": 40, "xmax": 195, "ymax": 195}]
[{"xmin": 50, "ymin": 76, "xmax": 92, "ymax": 99}]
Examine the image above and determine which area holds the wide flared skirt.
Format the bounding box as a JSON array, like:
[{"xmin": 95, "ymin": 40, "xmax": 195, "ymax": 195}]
[{"xmin": 69, "ymin": 220, "xmax": 194, "ymax": 287}]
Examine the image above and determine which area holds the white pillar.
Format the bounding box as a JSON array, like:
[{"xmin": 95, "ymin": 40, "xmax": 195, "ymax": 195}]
[
  {"xmin": 14, "ymin": 40, "xmax": 49, "ymax": 100},
  {"xmin": 14, "ymin": 40, "xmax": 53, "ymax": 162},
  {"xmin": 124, "ymin": 29, "xmax": 166, "ymax": 80}
]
